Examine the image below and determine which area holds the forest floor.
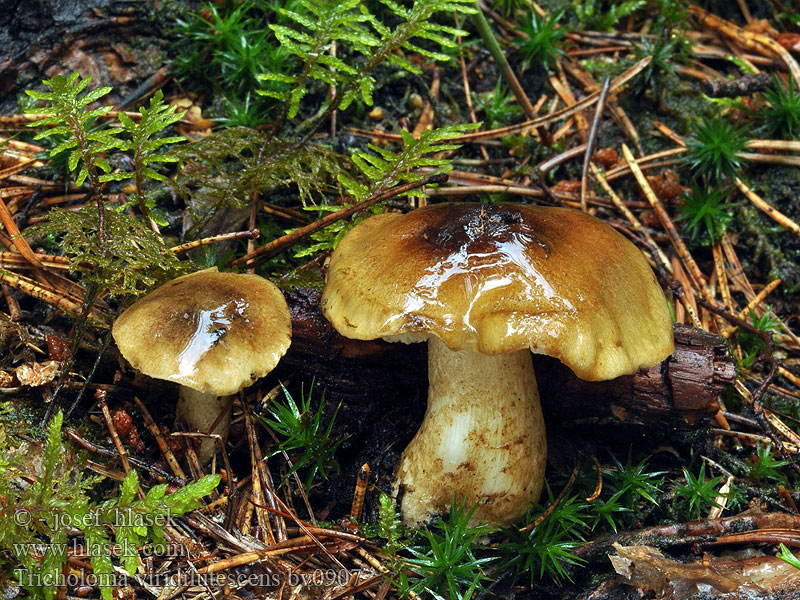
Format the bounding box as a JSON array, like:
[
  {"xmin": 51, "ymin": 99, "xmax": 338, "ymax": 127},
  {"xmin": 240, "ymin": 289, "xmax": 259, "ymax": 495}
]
[{"xmin": 1, "ymin": 1, "xmax": 800, "ymax": 599}]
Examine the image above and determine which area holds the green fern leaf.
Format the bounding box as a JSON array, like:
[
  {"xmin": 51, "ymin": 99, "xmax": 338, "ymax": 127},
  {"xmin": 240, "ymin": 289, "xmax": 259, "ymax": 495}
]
[
  {"xmin": 162, "ymin": 474, "xmax": 221, "ymax": 515},
  {"xmin": 85, "ymin": 526, "xmax": 114, "ymax": 600}
]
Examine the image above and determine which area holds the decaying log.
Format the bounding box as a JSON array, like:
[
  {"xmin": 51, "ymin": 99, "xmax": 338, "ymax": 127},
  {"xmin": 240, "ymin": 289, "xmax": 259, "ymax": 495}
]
[
  {"xmin": 575, "ymin": 512, "xmax": 800, "ymax": 562},
  {"xmin": 608, "ymin": 542, "xmax": 800, "ymax": 600},
  {"xmin": 279, "ymin": 287, "xmax": 736, "ymax": 432}
]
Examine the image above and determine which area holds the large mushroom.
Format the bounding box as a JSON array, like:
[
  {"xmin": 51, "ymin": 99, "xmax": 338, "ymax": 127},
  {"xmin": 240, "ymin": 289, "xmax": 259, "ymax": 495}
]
[
  {"xmin": 321, "ymin": 203, "xmax": 673, "ymax": 526},
  {"xmin": 113, "ymin": 267, "xmax": 291, "ymax": 461}
]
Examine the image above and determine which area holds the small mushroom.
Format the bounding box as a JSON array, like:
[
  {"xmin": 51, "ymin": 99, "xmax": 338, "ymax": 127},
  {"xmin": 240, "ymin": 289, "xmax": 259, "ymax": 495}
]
[
  {"xmin": 321, "ymin": 203, "xmax": 673, "ymax": 526},
  {"xmin": 112, "ymin": 267, "xmax": 291, "ymax": 461}
]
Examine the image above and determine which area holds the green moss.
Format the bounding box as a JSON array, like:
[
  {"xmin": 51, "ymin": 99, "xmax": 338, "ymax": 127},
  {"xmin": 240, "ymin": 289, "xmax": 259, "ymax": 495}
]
[{"xmin": 734, "ymin": 165, "xmax": 800, "ymax": 298}]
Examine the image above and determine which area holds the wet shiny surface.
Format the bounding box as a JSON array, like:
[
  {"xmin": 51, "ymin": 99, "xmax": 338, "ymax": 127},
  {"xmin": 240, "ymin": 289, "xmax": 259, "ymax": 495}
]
[
  {"xmin": 174, "ymin": 298, "xmax": 248, "ymax": 378},
  {"xmin": 113, "ymin": 268, "xmax": 291, "ymax": 395},
  {"xmin": 322, "ymin": 203, "xmax": 674, "ymax": 380}
]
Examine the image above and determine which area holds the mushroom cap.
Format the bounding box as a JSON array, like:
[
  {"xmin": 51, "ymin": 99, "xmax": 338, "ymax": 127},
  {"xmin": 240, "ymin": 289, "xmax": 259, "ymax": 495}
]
[
  {"xmin": 113, "ymin": 268, "xmax": 291, "ymax": 395},
  {"xmin": 321, "ymin": 203, "xmax": 673, "ymax": 381}
]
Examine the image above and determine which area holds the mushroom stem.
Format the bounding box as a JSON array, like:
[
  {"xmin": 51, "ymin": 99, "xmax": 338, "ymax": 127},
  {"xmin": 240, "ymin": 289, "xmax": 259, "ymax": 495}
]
[
  {"xmin": 395, "ymin": 336, "xmax": 547, "ymax": 527},
  {"xmin": 176, "ymin": 387, "xmax": 231, "ymax": 462}
]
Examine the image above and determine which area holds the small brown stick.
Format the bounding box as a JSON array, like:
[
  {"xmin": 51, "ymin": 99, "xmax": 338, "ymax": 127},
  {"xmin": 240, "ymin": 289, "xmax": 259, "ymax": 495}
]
[
  {"xmin": 714, "ymin": 410, "xmax": 732, "ymax": 431},
  {"xmin": 721, "ymin": 235, "xmax": 756, "ymax": 301},
  {"xmin": 721, "ymin": 278, "xmax": 782, "ymax": 338},
  {"xmin": 652, "ymin": 120, "xmax": 687, "ymax": 147},
  {"xmin": 577, "ymin": 512, "xmax": 800, "ymax": 561},
  {"xmin": 778, "ymin": 366, "xmax": 800, "ymax": 390},
  {"xmin": 671, "ymin": 260, "xmax": 703, "ymax": 328},
  {"xmin": 779, "ymin": 486, "xmax": 799, "ymax": 513},
  {"xmin": 169, "ymin": 229, "xmax": 260, "ymax": 255},
  {"xmin": 689, "ymin": 6, "xmax": 800, "ymax": 87},
  {"xmin": 0, "ymin": 157, "xmax": 45, "ymax": 180},
  {"xmin": 328, "ymin": 575, "xmax": 384, "ymax": 600},
  {"xmin": 746, "ymin": 139, "xmax": 800, "ymax": 152},
  {"xmin": 519, "ymin": 465, "xmax": 579, "ymax": 532},
  {"xmin": 350, "ymin": 463, "xmax": 370, "ymax": 522},
  {"xmin": 590, "ymin": 163, "xmax": 671, "ymax": 273},
  {"xmin": 604, "ymin": 147, "xmax": 686, "ymax": 180},
  {"xmin": 256, "ymin": 414, "xmax": 316, "ymax": 528},
  {"xmin": 735, "ymin": 0, "xmax": 752, "ymax": 22},
  {"xmin": 5, "ymin": 174, "xmax": 80, "ymax": 190},
  {"xmin": 701, "ymin": 528, "xmax": 800, "ymax": 548},
  {"xmin": 734, "ymin": 177, "xmax": 800, "ymax": 239},
  {"xmin": 0, "ymin": 136, "xmax": 44, "ymax": 153},
  {"xmin": 585, "ymin": 454, "xmax": 603, "ymax": 502},
  {"xmin": 551, "ymin": 117, "xmax": 576, "ymax": 143},
  {"xmin": 0, "ymin": 269, "xmax": 106, "ymax": 324},
  {"xmin": 97, "ymin": 393, "xmax": 133, "ymax": 476},
  {"xmin": 739, "ymin": 152, "xmax": 800, "ymax": 168},
  {"xmin": 263, "ymin": 203, "xmax": 308, "ymax": 224},
  {"xmin": 197, "ymin": 536, "xmax": 322, "ymax": 574},
  {"xmin": 567, "ymin": 46, "xmax": 629, "ymax": 57},
  {"xmin": 537, "ymin": 144, "xmax": 588, "ymax": 176},
  {"xmin": 713, "ymin": 428, "xmax": 797, "ymax": 452},
  {"xmin": 65, "ymin": 427, "xmax": 182, "ymax": 483},
  {"xmin": 580, "ymin": 76, "xmax": 611, "ymax": 211},
  {"xmin": 245, "ymin": 411, "xmax": 277, "ymax": 544},
  {"xmin": 84, "ymin": 459, "xmax": 127, "ymax": 482},
  {"xmin": 764, "ymin": 409, "xmax": 800, "ymax": 448},
  {"xmin": 0, "ymin": 193, "xmax": 46, "ymax": 270},
  {"xmin": 247, "ymin": 194, "xmax": 260, "ymax": 273},
  {"xmin": 329, "ymin": 40, "xmax": 338, "ymax": 139},
  {"xmin": 283, "ymin": 527, "xmax": 368, "ymax": 543},
  {"xmin": 133, "ymin": 396, "xmax": 187, "ymax": 483},
  {"xmin": 411, "ymin": 68, "xmax": 439, "ymax": 139},
  {"xmin": 434, "ymin": 57, "xmax": 652, "ymax": 144},
  {"xmin": 229, "ymin": 173, "xmax": 447, "ymax": 268},
  {"xmin": 712, "ymin": 243, "xmax": 733, "ymax": 314},
  {"xmin": 2, "ymin": 284, "xmax": 22, "ymax": 320},
  {"xmin": 622, "ymin": 144, "xmax": 710, "ymax": 296},
  {"xmin": 0, "ymin": 251, "xmax": 73, "ymax": 271},
  {"xmin": 456, "ymin": 16, "xmax": 490, "ymax": 162},
  {"xmin": 697, "ymin": 300, "xmax": 783, "ymax": 468},
  {"xmin": 426, "ymin": 184, "xmax": 544, "ymax": 198},
  {"xmin": 749, "ymin": 376, "xmax": 800, "ymax": 402},
  {"xmin": 549, "ymin": 71, "xmax": 587, "ymax": 140}
]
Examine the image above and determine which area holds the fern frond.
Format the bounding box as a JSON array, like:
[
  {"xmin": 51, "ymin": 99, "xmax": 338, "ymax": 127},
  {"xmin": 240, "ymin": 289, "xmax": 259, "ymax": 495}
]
[
  {"xmin": 295, "ymin": 122, "xmax": 478, "ymax": 256},
  {"xmin": 171, "ymin": 127, "xmax": 349, "ymax": 236},
  {"xmin": 25, "ymin": 206, "xmax": 186, "ymax": 297},
  {"xmin": 110, "ymin": 90, "xmax": 186, "ymax": 223},
  {"xmin": 258, "ymin": 0, "xmax": 474, "ymax": 125},
  {"xmin": 26, "ymin": 73, "xmax": 122, "ymax": 187},
  {"xmin": 340, "ymin": 122, "xmax": 479, "ymax": 200}
]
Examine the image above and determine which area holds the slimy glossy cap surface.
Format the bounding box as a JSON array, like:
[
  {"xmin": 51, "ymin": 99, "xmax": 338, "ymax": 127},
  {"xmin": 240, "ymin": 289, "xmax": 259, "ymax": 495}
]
[
  {"xmin": 113, "ymin": 268, "xmax": 291, "ymax": 395},
  {"xmin": 321, "ymin": 203, "xmax": 673, "ymax": 380}
]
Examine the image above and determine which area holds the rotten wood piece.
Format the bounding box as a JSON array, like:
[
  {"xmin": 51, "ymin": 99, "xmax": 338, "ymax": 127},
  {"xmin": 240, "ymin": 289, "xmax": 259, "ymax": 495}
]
[
  {"xmin": 279, "ymin": 287, "xmax": 735, "ymax": 431},
  {"xmin": 702, "ymin": 73, "xmax": 772, "ymax": 97},
  {"xmin": 576, "ymin": 512, "xmax": 800, "ymax": 562}
]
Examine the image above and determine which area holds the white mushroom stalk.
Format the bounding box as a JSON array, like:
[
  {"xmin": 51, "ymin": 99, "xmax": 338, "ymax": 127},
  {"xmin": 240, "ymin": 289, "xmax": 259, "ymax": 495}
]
[
  {"xmin": 176, "ymin": 388, "xmax": 231, "ymax": 462},
  {"xmin": 395, "ymin": 337, "xmax": 545, "ymax": 527}
]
